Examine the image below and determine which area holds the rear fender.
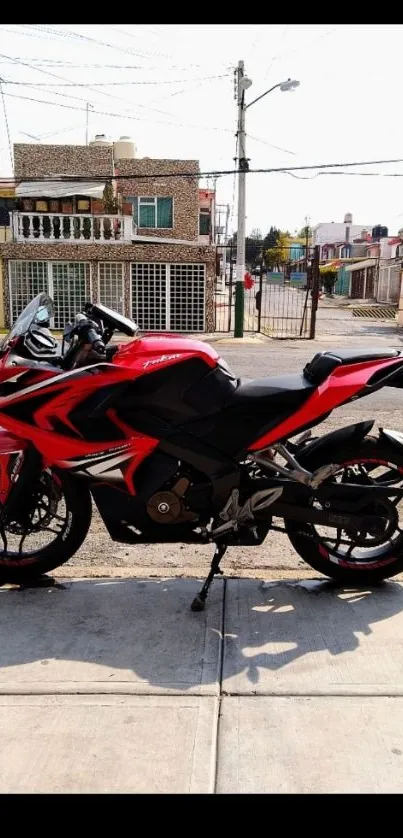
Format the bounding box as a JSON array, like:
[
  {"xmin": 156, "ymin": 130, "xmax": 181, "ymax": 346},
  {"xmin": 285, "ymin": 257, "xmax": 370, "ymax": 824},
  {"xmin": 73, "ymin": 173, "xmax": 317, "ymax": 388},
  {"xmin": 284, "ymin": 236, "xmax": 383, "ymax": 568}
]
[
  {"xmin": 379, "ymin": 428, "xmax": 403, "ymax": 452},
  {"xmin": 295, "ymin": 420, "xmax": 374, "ymax": 466}
]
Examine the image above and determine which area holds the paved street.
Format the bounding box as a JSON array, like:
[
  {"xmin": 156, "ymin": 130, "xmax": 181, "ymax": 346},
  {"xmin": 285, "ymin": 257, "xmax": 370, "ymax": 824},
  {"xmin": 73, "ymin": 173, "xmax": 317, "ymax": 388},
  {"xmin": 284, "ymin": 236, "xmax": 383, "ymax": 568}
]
[{"xmin": 2, "ymin": 576, "xmax": 403, "ymax": 792}]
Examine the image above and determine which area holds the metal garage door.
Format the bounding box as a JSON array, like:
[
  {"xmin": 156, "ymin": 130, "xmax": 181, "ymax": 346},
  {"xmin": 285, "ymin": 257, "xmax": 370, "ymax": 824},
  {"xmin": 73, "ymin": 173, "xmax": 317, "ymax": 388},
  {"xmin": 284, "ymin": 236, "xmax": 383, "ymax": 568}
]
[
  {"xmin": 9, "ymin": 261, "xmax": 48, "ymax": 324},
  {"xmin": 98, "ymin": 262, "xmax": 124, "ymax": 314},
  {"xmin": 8, "ymin": 261, "xmax": 90, "ymax": 329},
  {"xmin": 378, "ymin": 264, "xmax": 400, "ymax": 304},
  {"xmin": 50, "ymin": 262, "xmax": 90, "ymax": 328},
  {"xmin": 131, "ymin": 263, "xmax": 205, "ymax": 331}
]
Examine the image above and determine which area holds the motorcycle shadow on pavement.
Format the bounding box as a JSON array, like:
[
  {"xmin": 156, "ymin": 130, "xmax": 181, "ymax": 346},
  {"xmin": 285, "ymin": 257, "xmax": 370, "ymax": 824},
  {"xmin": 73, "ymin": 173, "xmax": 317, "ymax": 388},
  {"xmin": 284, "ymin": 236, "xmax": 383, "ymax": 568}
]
[
  {"xmin": 0, "ymin": 576, "xmax": 402, "ymax": 692},
  {"xmin": 221, "ymin": 578, "xmax": 403, "ymax": 689}
]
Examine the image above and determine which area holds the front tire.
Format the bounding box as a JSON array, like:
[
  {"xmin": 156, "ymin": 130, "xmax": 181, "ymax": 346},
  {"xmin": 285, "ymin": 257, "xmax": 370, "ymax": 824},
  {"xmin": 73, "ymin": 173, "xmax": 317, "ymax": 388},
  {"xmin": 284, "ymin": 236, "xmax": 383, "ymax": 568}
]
[
  {"xmin": 0, "ymin": 470, "xmax": 92, "ymax": 585},
  {"xmin": 285, "ymin": 436, "xmax": 403, "ymax": 584}
]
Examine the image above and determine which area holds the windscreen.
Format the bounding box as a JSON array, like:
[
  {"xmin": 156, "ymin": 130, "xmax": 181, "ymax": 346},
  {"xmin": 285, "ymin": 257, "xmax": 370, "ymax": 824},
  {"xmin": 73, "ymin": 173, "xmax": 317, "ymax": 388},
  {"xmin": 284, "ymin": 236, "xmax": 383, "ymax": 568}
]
[{"xmin": 0, "ymin": 292, "xmax": 55, "ymax": 351}]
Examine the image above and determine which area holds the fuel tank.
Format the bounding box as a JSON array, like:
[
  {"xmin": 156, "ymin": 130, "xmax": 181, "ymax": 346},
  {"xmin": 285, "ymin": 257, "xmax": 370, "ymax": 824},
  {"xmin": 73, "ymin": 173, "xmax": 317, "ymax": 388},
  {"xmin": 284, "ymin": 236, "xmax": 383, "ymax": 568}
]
[{"xmin": 112, "ymin": 334, "xmax": 238, "ymax": 425}]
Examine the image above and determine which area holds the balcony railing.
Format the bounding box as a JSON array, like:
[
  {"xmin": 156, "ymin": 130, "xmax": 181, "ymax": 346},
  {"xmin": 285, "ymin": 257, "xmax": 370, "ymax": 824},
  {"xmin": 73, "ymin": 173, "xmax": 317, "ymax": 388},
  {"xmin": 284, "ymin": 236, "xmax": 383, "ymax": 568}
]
[{"xmin": 12, "ymin": 212, "xmax": 133, "ymax": 243}]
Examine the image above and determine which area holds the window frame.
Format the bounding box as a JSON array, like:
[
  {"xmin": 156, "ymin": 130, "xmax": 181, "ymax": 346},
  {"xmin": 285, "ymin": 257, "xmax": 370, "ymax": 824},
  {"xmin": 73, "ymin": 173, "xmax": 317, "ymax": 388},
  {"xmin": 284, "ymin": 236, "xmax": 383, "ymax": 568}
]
[
  {"xmin": 130, "ymin": 196, "xmax": 174, "ymax": 230},
  {"xmin": 199, "ymin": 209, "xmax": 211, "ymax": 236}
]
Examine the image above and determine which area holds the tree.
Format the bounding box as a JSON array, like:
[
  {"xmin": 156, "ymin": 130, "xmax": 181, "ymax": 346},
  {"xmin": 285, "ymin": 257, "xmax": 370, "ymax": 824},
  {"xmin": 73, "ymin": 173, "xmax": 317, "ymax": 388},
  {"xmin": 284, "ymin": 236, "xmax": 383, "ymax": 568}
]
[
  {"xmin": 263, "ymin": 228, "xmax": 289, "ymax": 271},
  {"xmin": 320, "ymin": 264, "xmax": 338, "ymax": 295},
  {"xmin": 102, "ymin": 180, "xmax": 118, "ymax": 214},
  {"xmin": 263, "ymin": 226, "xmax": 280, "ymax": 250},
  {"xmin": 298, "ymin": 225, "xmax": 312, "ymax": 240},
  {"xmin": 245, "ymin": 230, "xmax": 263, "ymax": 267},
  {"xmin": 227, "ymin": 230, "xmax": 263, "ymax": 269},
  {"xmin": 249, "ymin": 227, "xmax": 262, "ymax": 240}
]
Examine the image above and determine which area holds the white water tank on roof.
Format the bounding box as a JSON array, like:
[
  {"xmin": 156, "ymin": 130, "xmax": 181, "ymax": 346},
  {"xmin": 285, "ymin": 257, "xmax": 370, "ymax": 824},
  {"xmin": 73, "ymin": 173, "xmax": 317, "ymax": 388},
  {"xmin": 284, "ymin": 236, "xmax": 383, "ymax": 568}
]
[
  {"xmin": 114, "ymin": 136, "xmax": 137, "ymax": 160},
  {"xmin": 89, "ymin": 134, "xmax": 112, "ymax": 147}
]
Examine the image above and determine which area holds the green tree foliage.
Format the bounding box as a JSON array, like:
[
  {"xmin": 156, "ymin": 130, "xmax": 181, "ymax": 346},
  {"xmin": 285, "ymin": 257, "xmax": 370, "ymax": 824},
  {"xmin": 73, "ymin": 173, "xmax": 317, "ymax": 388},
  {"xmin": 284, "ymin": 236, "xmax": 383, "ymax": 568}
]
[
  {"xmin": 319, "ymin": 264, "xmax": 338, "ymax": 294},
  {"xmin": 263, "ymin": 228, "xmax": 289, "ymax": 271}
]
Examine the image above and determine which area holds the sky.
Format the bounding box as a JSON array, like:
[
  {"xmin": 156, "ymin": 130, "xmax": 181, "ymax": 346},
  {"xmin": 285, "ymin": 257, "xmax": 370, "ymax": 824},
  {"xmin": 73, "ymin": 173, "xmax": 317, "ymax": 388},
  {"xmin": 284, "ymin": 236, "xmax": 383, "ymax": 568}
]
[{"xmin": 0, "ymin": 23, "xmax": 402, "ymax": 237}]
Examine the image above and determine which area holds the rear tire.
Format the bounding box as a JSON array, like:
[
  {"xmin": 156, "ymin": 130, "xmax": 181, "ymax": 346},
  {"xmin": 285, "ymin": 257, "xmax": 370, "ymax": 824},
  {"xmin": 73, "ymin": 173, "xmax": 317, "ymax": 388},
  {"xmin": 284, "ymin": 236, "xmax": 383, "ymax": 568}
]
[
  {"xmin": 285, "ymin": 436, "xmax": 403, "ymax": 584},
  {"xmin": 0, "ymin": 471, "xmax": 91, "ymax": 585}
]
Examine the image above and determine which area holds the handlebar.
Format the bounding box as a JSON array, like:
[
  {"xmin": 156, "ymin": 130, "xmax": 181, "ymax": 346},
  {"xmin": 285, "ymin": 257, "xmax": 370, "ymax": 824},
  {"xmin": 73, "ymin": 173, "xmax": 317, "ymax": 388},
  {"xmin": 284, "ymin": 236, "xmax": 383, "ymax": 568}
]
[{"xmin": 75, "ymin": 315, "xmax": 105, "ymax": 355}]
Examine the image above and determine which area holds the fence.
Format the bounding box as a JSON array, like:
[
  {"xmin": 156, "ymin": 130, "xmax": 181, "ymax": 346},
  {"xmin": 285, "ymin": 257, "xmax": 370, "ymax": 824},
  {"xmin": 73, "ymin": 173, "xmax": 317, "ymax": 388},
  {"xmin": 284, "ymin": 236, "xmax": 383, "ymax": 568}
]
[{"xmin": 214, "ymin": 245, "xmax": 320, "ymax": 339}]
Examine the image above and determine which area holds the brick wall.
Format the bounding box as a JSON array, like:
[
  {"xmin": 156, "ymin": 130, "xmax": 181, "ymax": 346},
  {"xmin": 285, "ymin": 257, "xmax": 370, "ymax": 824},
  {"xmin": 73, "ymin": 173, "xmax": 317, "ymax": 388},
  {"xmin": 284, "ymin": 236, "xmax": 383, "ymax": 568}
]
[
  {"xmin": 0, "ymin": 241, "xmax": 216, "ymax": 331},
  {"xmin": 14, "ymin": 144, "xmax": 114, "ymax": 179},
  {"xmin": 116, "ymin": 158, "xmax": 200, "ymax": 242}
]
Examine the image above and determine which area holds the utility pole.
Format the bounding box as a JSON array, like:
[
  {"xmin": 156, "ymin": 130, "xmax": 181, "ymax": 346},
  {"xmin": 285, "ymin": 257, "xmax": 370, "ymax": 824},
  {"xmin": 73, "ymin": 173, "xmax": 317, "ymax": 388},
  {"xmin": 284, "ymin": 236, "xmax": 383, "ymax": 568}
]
[
  {"xmin": 234, "ymin": 60, "xmax": 249, "ymax": 338},
  {"xmin": 232, "ymin": 64, "xmax": 300, "ymax": 338},
  {"xmin": 304, "ymin": 215, "xmax": 310, "ymax": 276},
  {"xmin": 85, "ymin": 103, "xmax": 92, "ymax": 146},
  {"xmin": 221, "ymin": 203, "xmax": 230, "ymax": 293}
]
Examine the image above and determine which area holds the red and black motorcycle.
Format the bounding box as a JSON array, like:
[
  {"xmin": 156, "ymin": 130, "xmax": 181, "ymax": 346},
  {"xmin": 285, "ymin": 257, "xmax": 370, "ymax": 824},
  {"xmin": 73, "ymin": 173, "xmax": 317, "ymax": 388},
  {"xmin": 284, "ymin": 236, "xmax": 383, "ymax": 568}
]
[{"xmin": 1, "ymin": 291, "xmax": 403, "ymax": 610}]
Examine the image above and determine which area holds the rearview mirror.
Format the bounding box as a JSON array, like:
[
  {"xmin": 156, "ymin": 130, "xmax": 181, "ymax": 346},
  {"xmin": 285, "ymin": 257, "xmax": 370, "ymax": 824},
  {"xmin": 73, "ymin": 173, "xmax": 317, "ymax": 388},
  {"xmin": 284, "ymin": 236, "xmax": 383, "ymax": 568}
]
[{"xmin": 34, "ymin": 306, "xmax": 50, "ymax": 325}]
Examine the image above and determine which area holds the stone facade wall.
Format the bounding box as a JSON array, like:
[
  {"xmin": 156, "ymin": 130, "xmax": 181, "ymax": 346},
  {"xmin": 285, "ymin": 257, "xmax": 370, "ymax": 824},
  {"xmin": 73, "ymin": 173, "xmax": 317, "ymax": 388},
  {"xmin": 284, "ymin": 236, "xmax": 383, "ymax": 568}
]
[
  {"xmin": 14, "ymin": 144, "xmax": 114, "ymax": 179},
  {"xmin": 0, "ymin": 241, "xmax": 216, "ymax": 332},
  {"xmin": 116, "ymin": 158, "xmax": 199, "ymax": 242}
]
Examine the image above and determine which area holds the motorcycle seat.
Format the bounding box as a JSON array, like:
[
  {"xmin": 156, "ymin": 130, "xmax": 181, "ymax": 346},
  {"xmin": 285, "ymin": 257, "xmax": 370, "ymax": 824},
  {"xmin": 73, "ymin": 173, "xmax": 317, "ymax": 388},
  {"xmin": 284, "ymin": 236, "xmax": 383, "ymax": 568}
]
[
  {"xmin": 229, "ymin": 373, "xmax": 315, "ymax": 410},
  {"xmin": 303, "ymin": 348, "xmax": 400, "ymax": 387}
]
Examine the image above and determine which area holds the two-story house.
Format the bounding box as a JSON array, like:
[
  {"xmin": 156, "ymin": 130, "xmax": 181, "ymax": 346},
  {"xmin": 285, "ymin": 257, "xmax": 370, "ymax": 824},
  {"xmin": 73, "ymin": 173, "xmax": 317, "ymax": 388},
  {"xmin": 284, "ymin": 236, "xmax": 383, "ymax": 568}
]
[{"xmin": 0, "ymin": 138, "xmax": 216, "ymax": 332}]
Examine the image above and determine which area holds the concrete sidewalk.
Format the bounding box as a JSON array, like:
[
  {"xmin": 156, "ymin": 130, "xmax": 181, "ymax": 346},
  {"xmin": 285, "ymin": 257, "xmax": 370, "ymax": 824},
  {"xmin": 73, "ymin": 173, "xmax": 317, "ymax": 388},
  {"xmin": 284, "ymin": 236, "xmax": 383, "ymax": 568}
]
[{"xmin": 1, "ymin": 576, "xmax": 403, "ymax": 793}]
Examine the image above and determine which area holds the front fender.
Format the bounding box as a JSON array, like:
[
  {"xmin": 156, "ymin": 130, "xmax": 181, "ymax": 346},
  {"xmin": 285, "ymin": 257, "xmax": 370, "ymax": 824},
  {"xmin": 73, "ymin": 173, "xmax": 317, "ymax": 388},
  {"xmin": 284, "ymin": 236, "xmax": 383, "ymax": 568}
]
[{"xmin": 295, "ymin": 420, "xmax": 375, "ymax": 466}]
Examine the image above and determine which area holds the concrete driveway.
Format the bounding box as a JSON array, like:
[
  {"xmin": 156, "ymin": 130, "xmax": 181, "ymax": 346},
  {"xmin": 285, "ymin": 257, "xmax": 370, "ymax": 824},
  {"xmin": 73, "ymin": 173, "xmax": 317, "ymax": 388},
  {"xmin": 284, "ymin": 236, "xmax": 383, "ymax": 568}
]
[{"xmin": 1, "ymin": 576, "xmax": 403, "ymax": 793}]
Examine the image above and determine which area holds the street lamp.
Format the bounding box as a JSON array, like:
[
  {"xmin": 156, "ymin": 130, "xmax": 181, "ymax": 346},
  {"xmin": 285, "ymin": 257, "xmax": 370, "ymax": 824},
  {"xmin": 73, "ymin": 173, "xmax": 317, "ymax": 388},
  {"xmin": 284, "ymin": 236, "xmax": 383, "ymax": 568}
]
[{"xmin": 233, "ymin": 63, "xmax": 300, "ymax": 337}]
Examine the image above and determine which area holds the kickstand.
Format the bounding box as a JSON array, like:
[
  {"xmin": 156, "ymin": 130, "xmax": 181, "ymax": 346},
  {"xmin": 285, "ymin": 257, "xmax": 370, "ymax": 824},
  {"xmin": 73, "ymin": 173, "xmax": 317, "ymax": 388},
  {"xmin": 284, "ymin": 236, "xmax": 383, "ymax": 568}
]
[{"xmin": 191, "ymin": 543, "xmax": 227, "ymax": 612}]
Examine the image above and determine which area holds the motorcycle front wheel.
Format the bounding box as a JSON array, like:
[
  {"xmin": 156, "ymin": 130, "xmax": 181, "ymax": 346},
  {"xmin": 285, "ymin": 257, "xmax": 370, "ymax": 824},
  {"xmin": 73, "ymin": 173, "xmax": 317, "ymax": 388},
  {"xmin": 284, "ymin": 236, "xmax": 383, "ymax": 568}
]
[
  {"xmin": 0, "ymin": 470, "xmax": 92, "ymax": 585},
  {"xmin": 285, "ymin": 436, "xmax": 403, "ymax": 584}
]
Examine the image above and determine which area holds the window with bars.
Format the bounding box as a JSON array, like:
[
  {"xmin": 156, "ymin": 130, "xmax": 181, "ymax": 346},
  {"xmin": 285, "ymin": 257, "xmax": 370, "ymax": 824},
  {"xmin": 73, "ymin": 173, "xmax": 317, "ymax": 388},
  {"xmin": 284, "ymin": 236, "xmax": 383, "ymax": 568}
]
[
  {"xmin": 9, "ymin": 261, "xmax": 48, "ymax": 325},
  {"xmin": 51, "ymin": 262, "xmax": 90, "ymax": 329},
  {"xmin": 131, "ymin": 263, "xmax": 205, "ymax": 332},
  {"xmin": 98, "ymin": 263, "xmax": 124, "ymax": 314},
  {"xmin": 130, "ymin": 197, "xmax": 173, "ymax": 229}
]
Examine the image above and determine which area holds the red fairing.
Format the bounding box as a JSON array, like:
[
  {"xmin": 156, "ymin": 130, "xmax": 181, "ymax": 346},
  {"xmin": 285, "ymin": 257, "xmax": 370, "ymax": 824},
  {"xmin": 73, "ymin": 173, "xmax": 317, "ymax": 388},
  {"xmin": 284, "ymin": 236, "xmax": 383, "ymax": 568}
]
[
  {"xmin": 0, "ymin": 429, "xmax": 27, "ymax": 504},
  {"xmin": 0, "ymin": 334, "xmax": 218, "ymax": 496},
  {"xmin": 248, "ymin": 357, "xmax": 402, "ymax": 450},
  {"xmin": 113, "ymin": 335, "xmax": 219, "ymax": 371}
]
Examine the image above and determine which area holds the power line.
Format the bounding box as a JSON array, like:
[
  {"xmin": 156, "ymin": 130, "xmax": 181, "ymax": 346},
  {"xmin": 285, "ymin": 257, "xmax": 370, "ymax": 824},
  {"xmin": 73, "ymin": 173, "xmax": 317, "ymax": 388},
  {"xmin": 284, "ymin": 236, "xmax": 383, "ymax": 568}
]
[
  {"xmin": 6, "ymin": 157, "xmax": 403, "ymax": 185},
  {"xmin": 2, "ymin": 73, "xmax": 231, "ymax": 87},
  {"xmin": 284, "ymin": 170, "xmax": 403, "ymax": 180},
  {"xmin": 1, "ymin": 90, "xmax": 235, "ymax": 133},
  {"xmin": 0, "ymin": 53, "xmax": 190, "ymax": 119},
  {"xmin": 0, "ymin": 59, "xmax": 223, "ymax": 71},
  {"xmin": 0, "ymin": 79, "xmax": 13, "ymax": 172},
  {"xmin": 248, "ymin": 133, "xmax": 297, "ymax": 156},
  {"xmin": 20, "ymin": 24, "xmax": 175, "ymax": 62},
  {"xmin": 0, "ymin": 52, "xmax": 94, "ymax": 105}
]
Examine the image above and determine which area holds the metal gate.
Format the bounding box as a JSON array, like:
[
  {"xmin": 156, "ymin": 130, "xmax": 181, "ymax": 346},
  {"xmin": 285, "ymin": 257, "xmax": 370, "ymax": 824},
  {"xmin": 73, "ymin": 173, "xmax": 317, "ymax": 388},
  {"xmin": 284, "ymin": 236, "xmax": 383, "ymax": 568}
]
[{"xmin": 215, "ymin": 246, "xmax": 319, "ymax": 338}]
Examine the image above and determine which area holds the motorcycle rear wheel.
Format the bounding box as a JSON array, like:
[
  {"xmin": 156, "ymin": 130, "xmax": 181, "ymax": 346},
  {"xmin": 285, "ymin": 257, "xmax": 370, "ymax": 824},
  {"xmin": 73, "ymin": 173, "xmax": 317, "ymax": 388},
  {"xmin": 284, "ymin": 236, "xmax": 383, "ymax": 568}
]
[
  {"xmin": 285, "ymin": 436, "xmax": 403, "ymax": 584},
  {"xmin": 0, "ymin": 470, "xmax": 91, "ymax": 585}
]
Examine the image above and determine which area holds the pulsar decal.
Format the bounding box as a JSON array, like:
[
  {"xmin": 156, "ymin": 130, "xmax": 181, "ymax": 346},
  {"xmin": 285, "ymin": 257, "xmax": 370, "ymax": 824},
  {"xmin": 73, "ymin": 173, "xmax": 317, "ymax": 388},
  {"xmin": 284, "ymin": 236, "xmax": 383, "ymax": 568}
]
[{"xmin": 143, "ymin": 354, "xmax": 181, "ymax": 369}]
